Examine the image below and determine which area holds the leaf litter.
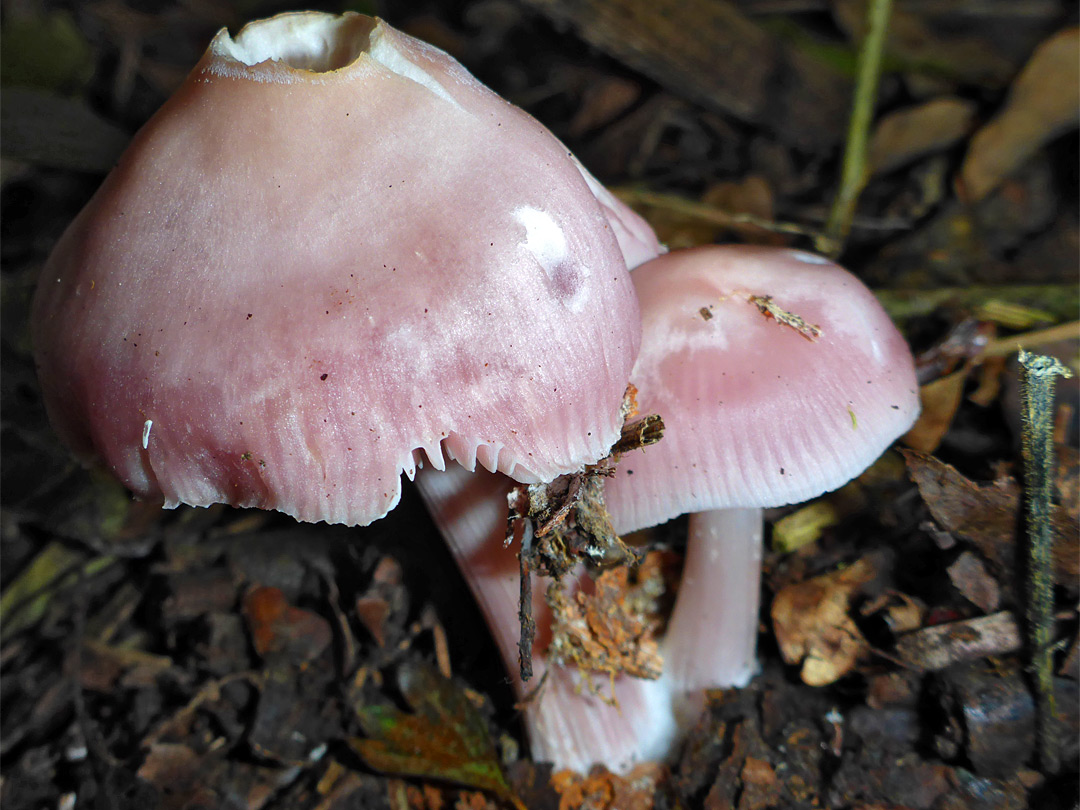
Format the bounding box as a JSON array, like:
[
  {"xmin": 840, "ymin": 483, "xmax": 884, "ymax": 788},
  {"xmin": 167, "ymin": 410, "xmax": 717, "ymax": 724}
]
[{"xmin": 2, "ymin": 1, "xmax": 1078, "ymax": 808}]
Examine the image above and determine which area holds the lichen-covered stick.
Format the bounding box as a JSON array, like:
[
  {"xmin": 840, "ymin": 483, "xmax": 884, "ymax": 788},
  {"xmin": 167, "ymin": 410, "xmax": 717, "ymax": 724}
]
[{"xmin": 1017, "ymin": 350, "xmax": 1072, "ymax": 771}]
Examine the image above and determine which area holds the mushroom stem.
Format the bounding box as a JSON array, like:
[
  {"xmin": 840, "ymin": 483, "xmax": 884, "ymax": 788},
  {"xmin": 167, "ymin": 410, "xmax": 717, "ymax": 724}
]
[
  {"xmin": 663, "ymin": 507, "xmax": 762, "ymax": 721},
  {"xmin": 416, "ymin": 463, "xmax": 676, "ymax": 774}
]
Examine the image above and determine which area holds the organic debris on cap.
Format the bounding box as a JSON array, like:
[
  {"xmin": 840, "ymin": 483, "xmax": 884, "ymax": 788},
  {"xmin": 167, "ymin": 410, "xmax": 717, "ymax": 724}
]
[{"xmin": 749, "ymin": 294, "xmax": 822, "ymax": 341}]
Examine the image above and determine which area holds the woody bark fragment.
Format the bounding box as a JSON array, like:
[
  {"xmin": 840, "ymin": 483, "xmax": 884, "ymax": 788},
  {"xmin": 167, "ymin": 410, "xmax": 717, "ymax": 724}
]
[
  {"xmin": 928, "ymin": 663, "xmax": 1034, "ymax": 776},
  {"xmin": 895, "ymin": 611, "xmax": 1023, "ymax": 672},
  {"xmin": 521, "ymin": 0, "xmax": 850, "ymax": 150}
]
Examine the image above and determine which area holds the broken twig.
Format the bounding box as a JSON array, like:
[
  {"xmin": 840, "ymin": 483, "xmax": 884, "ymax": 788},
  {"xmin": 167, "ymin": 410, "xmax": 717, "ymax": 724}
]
[{"xmin": 818, "ymin": 0, "xmax": 893, "ymax": 257}]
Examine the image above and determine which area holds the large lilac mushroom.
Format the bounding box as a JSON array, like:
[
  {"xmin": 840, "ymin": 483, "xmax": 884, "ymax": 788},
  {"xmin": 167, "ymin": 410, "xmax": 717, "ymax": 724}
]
[
  {"xmin": 606, "ymin": 245, "xmax": 921, "ymax": 718},
  {"xmin": 31, "ymin": 11, "xmax": 642, "ymax": 527}
]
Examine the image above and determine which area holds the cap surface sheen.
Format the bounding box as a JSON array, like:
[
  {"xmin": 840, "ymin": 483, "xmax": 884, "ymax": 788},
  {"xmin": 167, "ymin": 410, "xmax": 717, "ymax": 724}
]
[
  {"xmin": 606, "ymin": 246, "xmax": 920, "ymax": 533},
  {"xmin": 31, "ymin": 12, "xmax": 641, "ymax": 526}
]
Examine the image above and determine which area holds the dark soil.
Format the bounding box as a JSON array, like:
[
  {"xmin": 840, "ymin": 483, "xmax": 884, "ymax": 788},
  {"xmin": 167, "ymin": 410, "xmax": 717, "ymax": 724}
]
[{"xmin": 2, "ymin": 1, "xmax": 1077, "ymax": 808}]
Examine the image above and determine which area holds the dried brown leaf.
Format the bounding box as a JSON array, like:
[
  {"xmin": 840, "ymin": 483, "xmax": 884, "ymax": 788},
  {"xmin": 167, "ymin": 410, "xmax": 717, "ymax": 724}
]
[
  {"xmin": 349, "ymin": 661, "xmax": 522, "ymax": 809},
  {"xmin": 902, "ymin": 368, "xmax": 968, "ymax": 453},
  {"xmin": 771, "ymin": 558, "xmax": 876, "ymax": 686},
  {"xmin": 960, "ymin": 27, "xmax": 1080, "ymax": 202},
  {"xmin": 355, "ymin": 594, "xmax": 392, "ymax": 648},
  {"xmin": 700, "ymin": 175, "xmax": 785, "ymax": 245},
  {"xmin": 869, "ymin": 97, "xmax": 977, "ymax": 176},
  {"xmin": 946, "ymin": 551, "xmax": 1001, "ymax": 613},
  {"xmin": 524, "ymin": 0, "xmax": 849, "ymax": 150},
  {"xmin": 860, "ymin": 591, "xmax": 923, "ymax": 636},
  {"xmin": 242, "ymin": 585, "xmax": 332, "ymax": 662},
  {"xmin": 80, "ymin": 639, "xmax": 173, "ymax": 691},
  {"xmin": 1061, "ymin": 634, "xmax": 1079, "ymax": 680},
  {"xmin": 137, "ymin": 743, "xmax": 204, "ymax": 807},
  {"xmin": 567, "ymin": 74, "xmax": 641, "ymax": 137},
  {"xmin": 834, "ymin": 0, "xmax": 1018, "ymax": 87},
  {"xmin": 902, "ymin": 449, "xmax": 1078, "ymax": 584}
]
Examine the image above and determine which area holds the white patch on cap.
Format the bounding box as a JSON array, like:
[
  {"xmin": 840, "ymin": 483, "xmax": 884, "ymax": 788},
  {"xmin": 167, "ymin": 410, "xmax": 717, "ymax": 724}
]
[
  {"xmin": 515, "ymin": 206, "xmax": 590, "ymax": 312},
  {"xmin": 515, "ymin": 207, "xmax": 568, "ymax": 274},
  {"xmin": 788, "ymin": 250, "xmax": 831, "ymax": 265},
  {"xmin": 142, "ymin": 419, "xmax": 153, "ymax": 449},
  {"xmin": 368, "ymin": 33, "xmax": 459, "ymax": 107}
]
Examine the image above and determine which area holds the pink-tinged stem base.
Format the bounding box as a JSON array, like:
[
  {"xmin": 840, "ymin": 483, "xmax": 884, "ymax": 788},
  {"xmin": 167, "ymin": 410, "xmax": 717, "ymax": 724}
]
[
  {"xmin": 663, "ymin": 507, "xmax": 762, "ymax": 721},
  {"xmin": 416, "ymin": 464, "xmax": 676, "ymax": 774}
]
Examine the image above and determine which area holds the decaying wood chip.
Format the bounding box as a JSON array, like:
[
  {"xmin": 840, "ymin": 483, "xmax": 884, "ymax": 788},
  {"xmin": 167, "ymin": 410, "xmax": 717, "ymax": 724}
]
[
  {"xmin": 928, "ymin": 663, "xmax": 1035, "ymax": 776},
  {"xmin": 551, "ymin": 761, "xmax": 665, "ymax": 810},
  {"xmin": 609, "ymin": 413, "xmax": 664, "ymax": 458},
  {"xmin": 895, "ymin": 611, "xmax": 1023, "ymax": 672},
  {"xmin": 521, "ymin": 0, "xmax": 850, "ymax": 150}
]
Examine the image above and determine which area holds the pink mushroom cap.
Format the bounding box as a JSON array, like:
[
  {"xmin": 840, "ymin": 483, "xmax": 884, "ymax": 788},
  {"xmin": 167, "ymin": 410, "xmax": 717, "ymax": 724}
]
[
  {"xmin": 31, "ymin": 12, "xmax": 640, "ymax": 526},
  {"xmin": 606, "ymin": 244, "xmax": 920, "ymax": 532}
]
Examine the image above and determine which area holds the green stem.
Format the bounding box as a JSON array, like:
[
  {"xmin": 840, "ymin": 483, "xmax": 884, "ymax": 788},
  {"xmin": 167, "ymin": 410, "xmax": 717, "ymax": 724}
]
[
  {"xmin": 1018, "ymin": 350, "xmax": 1072, "ymax": 772},
  {"xmin": 818, "ymin": 0, "xmax": 893, "ymax": 258}
]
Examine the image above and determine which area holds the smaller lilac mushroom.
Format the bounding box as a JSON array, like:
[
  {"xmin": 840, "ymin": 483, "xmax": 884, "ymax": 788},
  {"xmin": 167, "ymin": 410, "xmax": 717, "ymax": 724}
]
[{"xmin": 605, "ymin": 245, "xmax": 920, "ymax": 720}]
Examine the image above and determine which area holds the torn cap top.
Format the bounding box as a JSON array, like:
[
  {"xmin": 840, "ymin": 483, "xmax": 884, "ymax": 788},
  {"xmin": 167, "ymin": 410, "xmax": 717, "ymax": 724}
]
[
  {"xmin": 605, "ymin": 246, "xmax": 919, "ymax": 534},
  {"xmin": 31, "ymin": 12, "xmax": 640, "ymax": 526}
]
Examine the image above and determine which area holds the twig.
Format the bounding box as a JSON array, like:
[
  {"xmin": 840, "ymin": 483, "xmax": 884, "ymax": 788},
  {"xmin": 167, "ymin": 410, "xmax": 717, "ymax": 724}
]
[
  {"xmin": 612, "ymin": 187, "xmax": 821, "ymax": 238},
  {"xmin": 817, "ymin": 0, "xmax": 893, "ymax": 258},
  {"xmin": 874, "ymin": 284, "xmax": 1078, "ymax": 326},
  {"xmin": 979, "ymin": 321, "xmax": 1080, "ymax": 360},
  {"xmin": 1017, "ymin": 350, "xmax": 1072, "ymax": 772},
  {"xmin": 518, "ymin": 549, "xmax": 535, "ymax": 682}
]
